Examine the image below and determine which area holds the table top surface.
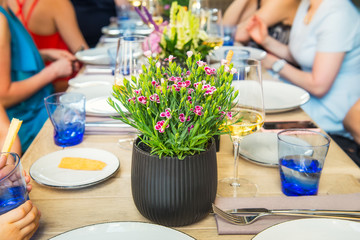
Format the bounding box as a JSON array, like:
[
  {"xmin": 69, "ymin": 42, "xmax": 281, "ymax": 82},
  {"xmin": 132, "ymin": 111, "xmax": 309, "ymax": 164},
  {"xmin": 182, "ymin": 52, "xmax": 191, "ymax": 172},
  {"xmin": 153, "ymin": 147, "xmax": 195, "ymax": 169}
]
[
  {"xmin": 21, "ymin": 61, "xmax": 360, "ymax": 239},
  {"xmin": 21, "ymin": 105, "xmax": 360, "ymax": 240}
]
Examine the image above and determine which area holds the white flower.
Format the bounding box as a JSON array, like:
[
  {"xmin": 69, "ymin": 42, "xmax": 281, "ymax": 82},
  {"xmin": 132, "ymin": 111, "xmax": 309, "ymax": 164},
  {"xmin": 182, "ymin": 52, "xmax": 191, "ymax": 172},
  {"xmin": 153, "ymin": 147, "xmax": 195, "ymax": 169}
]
[
  {"xmin": 144, "ymin": 50, "xmax": 152, "ymax": 57},
  {"xmin": 187, "ymin": 51, "xmax": 193, "ymax": 57},
  {"xmin": 156, "ymin": 62, "xmax": 161, "ymax": 68},
  {"xmin": 221, "ymin": 59, "xmax": 228, "ymax": 65},
  {"xmin": 230, "ymin": 68, "xmax": 237, "ymax": 74}
]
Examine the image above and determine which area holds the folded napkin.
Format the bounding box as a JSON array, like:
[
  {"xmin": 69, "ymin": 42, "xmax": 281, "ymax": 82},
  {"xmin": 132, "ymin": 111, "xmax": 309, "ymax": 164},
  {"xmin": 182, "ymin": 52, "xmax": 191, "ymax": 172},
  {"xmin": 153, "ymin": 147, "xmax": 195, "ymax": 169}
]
[
  {"xmin": 84, "ymin": 65, "xmax": 113, "ymax": 75},
  {"xmin": 85, "ymin": 116, "xmax": 137, "ymax": 135},
  {"xmin": 214, "ymin": 193, "xmax": 360, "ymax": 235}
]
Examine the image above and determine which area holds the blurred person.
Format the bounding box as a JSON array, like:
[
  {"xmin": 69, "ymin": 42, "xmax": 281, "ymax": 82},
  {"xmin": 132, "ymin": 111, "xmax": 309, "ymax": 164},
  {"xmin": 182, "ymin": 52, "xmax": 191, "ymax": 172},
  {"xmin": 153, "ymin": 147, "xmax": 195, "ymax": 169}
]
[
  {"xmin": 8, "ymin": 0, "xmax": 89, "ymax": 92},
  {"xmin": 246, "ymin": 0, "xmax": 360, "ymax": 138},
  {"xmin": 342, "ymin": 98, "xmax": 360, "ymax": 166},
  {"xmin": 344, "ymin": 99, "xmax": 360, "ymax": 145},
  {"xmin": 71, "ymin": 0, "xmax": 129, "ymax": 48},
  {"xmin": 0, "ymin": 1, "xmax": 77, "ymax": 152},
  {"xmin": 223, "ymin": 0, "xmax": 300, "ymax": 45}
]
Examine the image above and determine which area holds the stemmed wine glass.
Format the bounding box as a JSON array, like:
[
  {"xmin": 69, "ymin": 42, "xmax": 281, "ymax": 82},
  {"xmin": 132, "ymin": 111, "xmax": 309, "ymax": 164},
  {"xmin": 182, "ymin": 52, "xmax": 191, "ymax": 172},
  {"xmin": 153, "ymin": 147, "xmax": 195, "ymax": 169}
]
[
  {"xmin": 202, "ymin": 8, "xmax": 224, "ymax": 49},
  {"xmin": 189, "ymin": 0, "xmax": 209, "ymax": 16},
  {"xmin": 114, "ymin": 35, "xmax": 147, "ymax": 150},
  {"xmin": 217, "ymin": 59, "xmax": 265, "ymax": 197}
]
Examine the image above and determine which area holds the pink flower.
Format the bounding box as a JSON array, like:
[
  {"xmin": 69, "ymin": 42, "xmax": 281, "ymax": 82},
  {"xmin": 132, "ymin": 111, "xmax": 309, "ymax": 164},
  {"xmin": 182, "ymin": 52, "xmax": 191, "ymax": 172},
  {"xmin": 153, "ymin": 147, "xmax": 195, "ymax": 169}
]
[
  {"xmin": 179, "ymin": 113, "xmax": 186, "ymax": 122},
  {"xmin": 193, "ymin": 105, "xmax": 203, "ymax": 116},
  {"xmin": 188, "ymin": 88, "xmax": 194, "ymax": 94},
  {"xmin": 156, "ymin": 62, "xmax": 161, "ymax": 68},
  {"xmin": 160, "ymin": 108, "xmax": 171, "ymax": 118},
  {"xmin": 204, "ymin": 66, "xmax": 216, "ymax": 75},
  {"xmin": 221, "ymin": 59, "xmax": 228, "ymax": 65},
  {"xmin": 168, "ymin": 76, "xmax": 176, "ymax": 82},
  {"xmin": 137, "ymin": 96, "xmax": 147, "ymax": 104},
  {"xmin": 196, "ymin": 61, "xmax": 207, "ymax": 67},
  {"xmin": 143, "ymin": 31, "xmax": 162, "ymax": 54},
  {"xmin": 134, "ymin": 89, "xmax": 142, "ymax": 95},
  {"xmin": 149, "ymin": 94, "xmax": 160, "ymax": 103},
  {"xmin": 164, "ymin": 4, "xmax": 170, "ymax": 10},
  {"xmin": 154, "ymin": 120, "xmax": 169, "ymax": 133},
  {"xmin": 230, "ymin": 68, "xmax": 237, "ymax": 75},
  {"xmin": 187, "ymin": 96, "xmax": 192, "ymax": 103},
  {"xmin": 186, "ymin": 71, "xmax": 191, "ymax": 75},
  {"xmin": 128, "ymin": 97, "xmax": 136, "ymax": 103},
  {"xmin": 188, "ymin": 125, "xmax": 194, "ymax": 133},
  {"xmin": 165, "ymin": 55, "xmax": 176, "ymax": 62},
  {"xmin": 226, "ymin": 112, "xmax": 232, "ymax": 120}
]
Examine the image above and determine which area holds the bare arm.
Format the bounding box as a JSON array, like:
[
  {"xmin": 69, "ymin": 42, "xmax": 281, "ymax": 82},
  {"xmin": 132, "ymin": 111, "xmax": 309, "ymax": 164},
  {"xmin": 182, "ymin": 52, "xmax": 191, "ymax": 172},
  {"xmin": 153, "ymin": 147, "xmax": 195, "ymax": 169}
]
[
  {"xmin": 235, "ymin": 0, "xmax": 299, "ymax": 43},
  {"xmin": 246, "ymin": 15, "xmax": 295, "ymax": 62},
  {"xmin": 223, "ymin": 0, "xmax": 252, "ymax": 26},
  {"xmin": 344, "ymin": 99, "xmax": 360, "ymax": 145},
  {"xmin": 53, "ymin": 0, "xmax": 88, "ymax": 53},
  {"xmin": 262, "ymin": 51, "xmax": 344, "ymax": 98}
]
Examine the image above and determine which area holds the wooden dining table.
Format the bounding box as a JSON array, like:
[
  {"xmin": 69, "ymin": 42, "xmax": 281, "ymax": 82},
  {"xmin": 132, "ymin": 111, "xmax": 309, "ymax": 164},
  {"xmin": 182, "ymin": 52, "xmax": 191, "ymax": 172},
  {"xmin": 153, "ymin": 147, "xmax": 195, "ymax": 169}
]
[{"xmin": 22, "ymin": 70, "xmax": 360, "ymax": 239}]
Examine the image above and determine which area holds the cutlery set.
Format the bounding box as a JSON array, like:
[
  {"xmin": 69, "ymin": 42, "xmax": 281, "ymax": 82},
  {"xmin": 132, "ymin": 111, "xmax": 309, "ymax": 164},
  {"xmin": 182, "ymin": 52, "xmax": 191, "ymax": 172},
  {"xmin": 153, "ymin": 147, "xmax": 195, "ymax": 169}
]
[{"xmin": 212, "ymin": 204, "xmax": 360, "ymax": 225}]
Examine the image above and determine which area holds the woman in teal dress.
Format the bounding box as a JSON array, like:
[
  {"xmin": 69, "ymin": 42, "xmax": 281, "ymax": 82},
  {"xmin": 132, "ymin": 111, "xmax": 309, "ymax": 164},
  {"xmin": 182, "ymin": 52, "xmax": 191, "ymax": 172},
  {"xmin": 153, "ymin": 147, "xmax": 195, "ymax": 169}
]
[{"xmin": 0, "ymin": 1, "xmax": 77, "ymax": 152}]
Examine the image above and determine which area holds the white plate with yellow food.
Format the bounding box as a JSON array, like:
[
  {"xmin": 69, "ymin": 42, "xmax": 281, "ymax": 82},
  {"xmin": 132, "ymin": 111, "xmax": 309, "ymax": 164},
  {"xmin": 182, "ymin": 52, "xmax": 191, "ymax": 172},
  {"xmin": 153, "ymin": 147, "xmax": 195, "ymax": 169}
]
[{"xmin": 30, "ymin": 148, "xmax": 120, "ymax": 189}]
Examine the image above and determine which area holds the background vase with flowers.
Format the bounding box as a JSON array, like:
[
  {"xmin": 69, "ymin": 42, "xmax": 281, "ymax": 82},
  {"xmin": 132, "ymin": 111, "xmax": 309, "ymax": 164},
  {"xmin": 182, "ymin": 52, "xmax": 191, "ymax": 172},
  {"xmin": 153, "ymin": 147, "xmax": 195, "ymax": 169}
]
[
  {"xmin": 139, "ymin": 1, "xmax": 215, "ymax": 67},
  {"xmin": 109, "ymin": 52, "xmax": 238, "ymax": 226}
]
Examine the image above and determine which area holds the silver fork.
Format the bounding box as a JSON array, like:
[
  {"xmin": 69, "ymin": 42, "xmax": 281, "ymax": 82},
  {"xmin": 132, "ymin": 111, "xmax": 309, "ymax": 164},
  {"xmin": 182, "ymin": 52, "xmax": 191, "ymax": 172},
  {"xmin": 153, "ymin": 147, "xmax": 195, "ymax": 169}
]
[{"xmin": 212, "ymin": 204, "xmax": 360, "ymax": 225}]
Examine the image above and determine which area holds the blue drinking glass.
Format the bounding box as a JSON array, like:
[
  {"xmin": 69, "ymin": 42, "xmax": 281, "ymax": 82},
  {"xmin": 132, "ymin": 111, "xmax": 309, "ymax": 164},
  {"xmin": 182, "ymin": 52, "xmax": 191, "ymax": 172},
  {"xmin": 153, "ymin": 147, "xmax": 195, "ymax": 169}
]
[
  {"xmin": 0, "ymin": 153, "xmax": 28, "ymax": 215},
  {"xmin": 44, "ymin": 92, "xmax": 86, "ymax": 147},
  {"xmin": 277, "ymin": 129, "xmax": 330, "ymax": 196}
]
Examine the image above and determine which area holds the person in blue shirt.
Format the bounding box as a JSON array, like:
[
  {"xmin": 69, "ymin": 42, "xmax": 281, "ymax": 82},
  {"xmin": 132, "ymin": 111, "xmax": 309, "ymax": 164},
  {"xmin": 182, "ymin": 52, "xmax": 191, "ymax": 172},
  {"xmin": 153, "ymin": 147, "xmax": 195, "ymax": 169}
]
[
  {"xmin": 246, "ymin": 0, "xmax": 360, "ymax": 139},
  {"xmin": 0, "ymin": 1, "xmax": 77, "ymax": 152}
]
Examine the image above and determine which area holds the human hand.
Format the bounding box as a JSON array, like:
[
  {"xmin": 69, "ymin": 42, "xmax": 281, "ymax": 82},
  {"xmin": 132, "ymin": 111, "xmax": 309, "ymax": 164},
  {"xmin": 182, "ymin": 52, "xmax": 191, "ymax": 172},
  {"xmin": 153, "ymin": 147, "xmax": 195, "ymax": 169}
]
[
  {"xmin": 246, "ymin": 15, "xmax": 269, "ymax": 45},
  {"xmin": 0, "ymin": 154, "xmax": 30, "ymax": 191},
  {"xmin": 0, "ymin": 201, "xmax": 41, "ymax": 240},
  {"xmin": 47, "ymin": 58, "xmax": 77, "ymax": 79},
  {"xmin": 40, "ymin": 49, "xmax": 76, "ymax": 62}
]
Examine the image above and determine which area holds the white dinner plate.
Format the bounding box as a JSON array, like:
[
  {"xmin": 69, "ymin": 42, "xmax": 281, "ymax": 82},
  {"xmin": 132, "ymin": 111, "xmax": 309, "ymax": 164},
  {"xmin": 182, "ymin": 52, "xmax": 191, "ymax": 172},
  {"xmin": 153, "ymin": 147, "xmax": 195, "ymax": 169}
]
[
  {"xmin": 50, "ymin": 221, "xmax": 195, "ymax": 240},
  {"xmin": 252, "ymin": 218, "xmax": 360, "ymax": 240},
  {"xmin": 68, "ymin": 74, "xmax": 114, "ymax": 88},
  {"xmin": 86, "ymin": 96, "xmax": 126, "ymax": 117},
  {"xmin": 211, "ymin": 46, "xmax": 267, "ymax": 62},
  {"xmin": 101, "ymin": 25, "xmax": 153, "ymax": 37},
  {"xmin": 30, "ymin": 148, "xmax": 119, "ymax": 189},
  {"xmin": 239, "ymin": 132, "xmax": 311, "ymax": 167},
  {"xmin": 263, "ymin": 80, "xmax": 310, "ymax": 113},
  {"xmin": 76, "ymin": 46, "xmax": 115, "ymax": 65}
]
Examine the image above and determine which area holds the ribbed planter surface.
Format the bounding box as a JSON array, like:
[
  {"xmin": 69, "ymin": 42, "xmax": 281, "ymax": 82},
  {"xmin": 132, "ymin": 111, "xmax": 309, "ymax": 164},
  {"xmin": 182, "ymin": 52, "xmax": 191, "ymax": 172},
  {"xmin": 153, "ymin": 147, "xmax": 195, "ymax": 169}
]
[{"xmin": 131, "ymin": 138, "xmax": 218, "ymax": 227}]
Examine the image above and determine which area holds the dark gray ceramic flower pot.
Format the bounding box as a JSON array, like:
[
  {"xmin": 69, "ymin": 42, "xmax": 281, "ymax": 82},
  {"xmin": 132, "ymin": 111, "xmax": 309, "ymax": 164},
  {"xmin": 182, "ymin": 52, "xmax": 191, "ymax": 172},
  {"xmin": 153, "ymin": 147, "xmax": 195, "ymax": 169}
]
[{"xmin": 131, "ymin": 137, "xmax": 218, "ymax": 227}]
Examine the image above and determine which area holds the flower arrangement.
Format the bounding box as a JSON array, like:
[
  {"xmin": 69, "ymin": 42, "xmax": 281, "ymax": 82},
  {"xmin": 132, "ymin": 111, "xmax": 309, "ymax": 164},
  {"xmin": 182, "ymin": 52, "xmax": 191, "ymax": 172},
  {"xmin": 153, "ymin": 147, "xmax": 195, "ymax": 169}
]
[
  {"xmin": 109, "ymin": 51, "xmax": 238, "ymax": 159},
  {"xmin": 138, "ymin": 1, "xmax": 214, "ymax": 64}
]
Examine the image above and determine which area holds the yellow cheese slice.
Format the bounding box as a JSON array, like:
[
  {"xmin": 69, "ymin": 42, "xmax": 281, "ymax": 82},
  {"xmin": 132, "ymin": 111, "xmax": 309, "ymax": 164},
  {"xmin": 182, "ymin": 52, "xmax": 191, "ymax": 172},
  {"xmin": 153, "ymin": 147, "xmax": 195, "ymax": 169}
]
[
  {"xmin": 2, "ymin": 118, "xmax": 22, "ymax": 154},
  {"xmin": 58, "ymin": 157, "xmax": 107, "ymax": 171}
]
